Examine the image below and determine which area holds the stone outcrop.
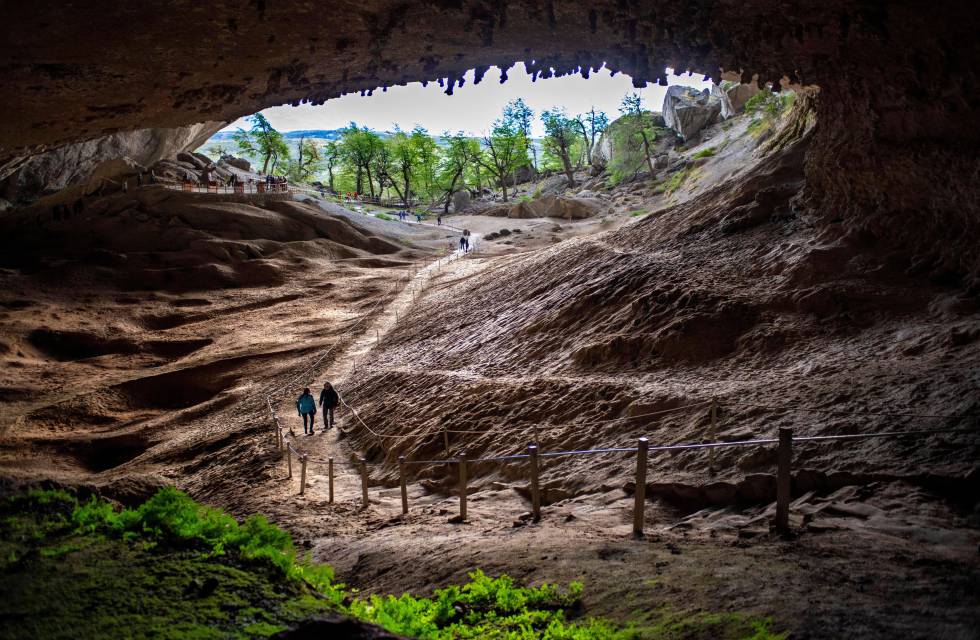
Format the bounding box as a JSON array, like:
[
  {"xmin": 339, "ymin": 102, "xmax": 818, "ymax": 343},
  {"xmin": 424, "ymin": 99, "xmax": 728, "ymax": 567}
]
[
  {"xmin": 0, "ymin": 122, "xmax": 224, "ymax": 201},
  {"xmin": 662, "ymin": 86, "xmax": 721, "ymax": 140},
  {"xmin": 592, "ymin": 112, "xmax": 669, "ymax": 172},
  {"xmin": 487, "ymin": 195, "xmax": 609, "ymax": 220},
  {"xmin": 451, "ymin": 189, "xmax": 471, "ymax": 213}
]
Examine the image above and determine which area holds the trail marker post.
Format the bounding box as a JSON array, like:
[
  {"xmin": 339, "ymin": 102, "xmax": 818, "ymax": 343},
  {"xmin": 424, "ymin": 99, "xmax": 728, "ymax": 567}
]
[
  {"xmin": 633, "ymin": 437, "xmax": 649, "ymax": 537},
  {"xmin": 399, "ymin": 455, "xmax": 408, "ymax": 515},
  {"xmin": 775, "ymin": 428, "xmax": 793, "ymax": 533},
  {"xmin": 458, "ymin": 451, "xmax": 468, "ymax": 521},
  {"xmin": 299, "ymin": 454, "xmax": 308, "ymax": 496},
  {"xmin": 528, "ymin": 444, "xmax": 541, "ymax": 522},
  {"xmin": 709, "ymin": 399, "xmax": 718, "ymax": 471},
  {"xmin": 360, "ymin": 456, "xmax": 369, "ymax": 509},
  {"xmin": 328, "ymin": 457, "xmax": 334, "ymax": 503},
  {"xmin": 286, "ymin": 445, "xmax": 293, "ymax": 479}
]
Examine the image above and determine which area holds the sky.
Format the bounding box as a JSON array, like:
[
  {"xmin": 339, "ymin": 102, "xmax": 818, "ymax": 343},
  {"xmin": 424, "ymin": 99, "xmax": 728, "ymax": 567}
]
[{"xmin": 221, "ymin": 63, "xmax": 712, "ymax": 138}]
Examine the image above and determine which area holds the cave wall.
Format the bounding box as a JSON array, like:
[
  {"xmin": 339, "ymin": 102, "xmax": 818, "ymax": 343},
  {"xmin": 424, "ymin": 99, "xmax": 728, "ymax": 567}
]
[
  {"xmin": 1, "ymin": 0, "xmax": 977, "ymax": 284},
  {"xmin": 0, "ymin": 121, "xmax": 225, "ymax": 202}
]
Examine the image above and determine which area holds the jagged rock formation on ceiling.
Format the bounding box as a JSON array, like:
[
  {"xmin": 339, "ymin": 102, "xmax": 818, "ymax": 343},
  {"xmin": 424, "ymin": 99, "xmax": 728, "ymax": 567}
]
[
  {"xmin": 0, "ymin": 122, "xmax": 225, "ymax": 202},
  {"xmin": 0, "ymin": 1, "xmax": 977, "ymax": 286}
]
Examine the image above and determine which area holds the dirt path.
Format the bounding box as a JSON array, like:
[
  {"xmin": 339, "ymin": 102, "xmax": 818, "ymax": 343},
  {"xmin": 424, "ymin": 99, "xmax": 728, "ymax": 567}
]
[{"xmin": 272, "ymin": 231, "xmax": 485, "ymax": 506}]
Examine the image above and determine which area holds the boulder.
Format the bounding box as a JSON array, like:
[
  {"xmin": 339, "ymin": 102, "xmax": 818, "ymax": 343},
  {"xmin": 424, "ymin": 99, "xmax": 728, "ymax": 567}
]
[
  {"xmin": 507, "ymin": 194, "xmax": 608, "ymax": 220},
  {"xmin": 177, "ymin": 151, "xmax": 209, "ymax": 170},
  {"xmin": 727, "ymin": 83, "xmax": 763, "ymax": 113},
  {"xmin": 662, "ymin": 85, "xmax": 722, "ymax": 140},
  {"xmin": 451, "ymin": 189, "xmax": 471, "ymax": 213},
  {"xmin": 221, "ymin": 155, "xmax": 251, "ymax": 171}
]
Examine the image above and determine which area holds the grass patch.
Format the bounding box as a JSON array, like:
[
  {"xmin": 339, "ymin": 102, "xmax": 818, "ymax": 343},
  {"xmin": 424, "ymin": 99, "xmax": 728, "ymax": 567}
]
[
  {"xmin": 692, "ymin": 147, "xmax": 716, "ymax": 159},
  {"xmin": 0, "ymin": 489, "xmax": 783, "ymax": 640},
  {"xmin": 654, "ymin": 168, "xmax": 690, "ymax": 196},
  {"xmin": 374, "ymin": 212, "xmax": 393, "ymax": 221},
  {"xmin": 629, "ymin": 209, "xmax": 648, "ymax": 217}
]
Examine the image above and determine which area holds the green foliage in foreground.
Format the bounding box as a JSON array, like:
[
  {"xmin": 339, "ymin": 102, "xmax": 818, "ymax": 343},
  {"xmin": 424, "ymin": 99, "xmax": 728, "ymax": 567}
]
[{"xmin": 0, "ymin": 489, "xmax": 784, "ymax": 640}]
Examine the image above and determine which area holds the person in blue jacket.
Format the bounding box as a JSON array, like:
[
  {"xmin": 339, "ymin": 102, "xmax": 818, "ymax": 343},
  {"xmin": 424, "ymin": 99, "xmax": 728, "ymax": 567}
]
[{"xmin": 296, "ymin": 387, "xmax": 317, "ymax": 435}]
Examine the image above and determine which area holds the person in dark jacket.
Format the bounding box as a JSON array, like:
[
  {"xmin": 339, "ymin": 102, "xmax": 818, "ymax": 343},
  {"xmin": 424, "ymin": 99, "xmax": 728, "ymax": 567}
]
[
  {"xmin": 296, "ymin": 387, "xmax": 317, "ymax": 435},
  {"xmin": 318, "ymin": 381, "xmax": 340, "ymax": 430}
]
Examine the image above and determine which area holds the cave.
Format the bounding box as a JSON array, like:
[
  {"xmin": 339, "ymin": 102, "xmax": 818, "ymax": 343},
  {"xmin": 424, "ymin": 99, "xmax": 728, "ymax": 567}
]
[
  {"xmin": 2, "ymin": 1, "xmax": 977, "ymax": 288},
  {"xmin": 1, "ymin": 2, "xmax": 978, "ymax": 639}
]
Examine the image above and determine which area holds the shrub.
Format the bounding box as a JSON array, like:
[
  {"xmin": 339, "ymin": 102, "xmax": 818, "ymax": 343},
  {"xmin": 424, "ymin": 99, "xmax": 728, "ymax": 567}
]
[{"xmin": 375, "ymin": 212, "xmax": 393, "ymax": 221}]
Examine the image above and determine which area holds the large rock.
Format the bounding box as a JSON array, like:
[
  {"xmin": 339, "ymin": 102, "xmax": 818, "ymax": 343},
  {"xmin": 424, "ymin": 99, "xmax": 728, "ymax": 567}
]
[
  {"xmin": 0, "ymin": 121, "xmax": 225, "ymax": 201},
  {"xmin": 662, "ymin": 86, "xmax": 722, "ymax": 140},
  {"xmin": 488, "ymin": 194, "xmax": 609, "ymax": 220},
  {"xmin": 727, "ymin": 82, "xmax": 764, "ymax": 114},
  {"xmin": 592, "ymin": 112, "xmax": 674, "ymax": 177},
  {"xmin": 451, "ymin": 189, "xmax": 471, "ymax": 213},
  {"xmin": 221, "ymin": 155, "xmax": 251, "ymax": 171}
]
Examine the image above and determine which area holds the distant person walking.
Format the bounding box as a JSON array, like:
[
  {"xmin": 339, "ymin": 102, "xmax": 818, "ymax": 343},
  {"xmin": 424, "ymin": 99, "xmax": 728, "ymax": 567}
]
[
  {"xmin": 296, "ymin": 387, "xmax": 317, "ymax": 436},
  {"xmin": 318, "ymin": 381, "xmax": 340, "ymax": 431},
  {"xmin": 459, "ymin": 235, "xmax": 467, "ymax": 251},
  {"xmin": 437, "ymin": 214, "xmax": 443, "ymax": 226}
]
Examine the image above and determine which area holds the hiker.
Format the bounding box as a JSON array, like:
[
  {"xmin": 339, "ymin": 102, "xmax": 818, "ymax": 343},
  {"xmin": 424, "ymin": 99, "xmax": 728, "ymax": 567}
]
[
  {"xmin": 437, "ymin": 214, "xmax": 443, "ymax": 226},
  {"xmin": 319, "ymin": 381, "xmax": 340, "ymax": 430},
  {"xmin": 296, "ymin": 387, "xmax": 317, "ymax": 435},
  {"xmin": 459, "ymin": 235, "xmax": 466, "ymax": 251},
  {"xmin": 463, "ymin": 229, "xmax": 472, "ymax": 253},
  {"xmin": 416, "ymin": 212, "xmax": 423, "ymax": 223}
]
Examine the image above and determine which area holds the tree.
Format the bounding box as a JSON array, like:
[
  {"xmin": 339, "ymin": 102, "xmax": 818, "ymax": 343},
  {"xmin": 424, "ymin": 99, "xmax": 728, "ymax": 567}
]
[
  {"xmin": 619, "ymin": 93, "xmax": 656, "ymax": 176},
  {"xmin": 322, "ymin": 141, "xmax": 340, "ymax": 192},
  {"xmin": 479, "ymin": 121, "xmax": 527, "ymax": 202},
  {"xmin": 377, "ymin": 129, "xmax": 416, "ymax": 206},
  {"xmin": 574, "ymin": 107, "xmax": 609, "ymax": 166},
  {"xmin": 338, "ymin": 123, "xmax": 383, "ymax": 196},
  {"xmin": 232, "ymin": 113, "xmax": 289, "ymax": 174},
  {"xmin": 289, "ymin": 137, "xmax": 324, "ymax": 182},
  {"xmin": 411, "ymin": 127, "xmax": 440, "ymax": 204},
  {"xmin": 436, "ymin": 132, "xmax": 478, "ymax": 213},
  {"xmin": 502, "ymin": 98, "xmax": 535, "ymax": 172},
  {"xmin": 541, "ymin": 108, "xmax": 580, "ymax": 186}
]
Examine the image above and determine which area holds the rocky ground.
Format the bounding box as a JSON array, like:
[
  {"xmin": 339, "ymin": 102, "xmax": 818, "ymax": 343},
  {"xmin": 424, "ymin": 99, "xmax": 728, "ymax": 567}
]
[{"xmin": 0, "ymin": 103, "xmax": 977, "ymax": 638}]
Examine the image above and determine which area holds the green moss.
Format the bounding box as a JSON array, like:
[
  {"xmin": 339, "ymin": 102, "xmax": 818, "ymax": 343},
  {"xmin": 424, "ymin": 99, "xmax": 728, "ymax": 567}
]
[
  {"xmin": 692, "ymin": 147, "xmax": 716, "ymax": 159},
  {"xmin": 629, "ymin": 210, "xmax": 648, "ymax": 217},
  {"xmin": 0, "ymin": 489, "xmax": 782, "ymax": 640}
]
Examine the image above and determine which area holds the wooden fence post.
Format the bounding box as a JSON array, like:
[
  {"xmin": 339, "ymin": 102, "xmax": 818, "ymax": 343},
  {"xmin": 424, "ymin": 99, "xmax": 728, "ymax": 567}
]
[
  {"xmin": 286, "ymin": 445, "xmax": 293, "ymax": 479},
  {"xmin": 443, "ymin": 425, "xmax": 451, "ymax": 459},
  {"xmin": 775, "ymin": 428, "xmax": 793, "ymax": 533},
  {"xmin": 528, "ymin": 444, "xmax": 541, "ymax": 522},
  {"xmin": 708, "ymin": 399, "xmax": 718, "ymax": 471},
  {"xmin": 633, "ymin": 437, "xmax": 649, "ymax": 537},
  {"xmin": 328, "ymin": 457, "xmax": 334, "ymax": 504},
  {"xmin": 299, "ymin": 454, "xmax": 308, "ymax": 496},
  {"xmin": 399, "ymin": 455, "xmax": 409, "ymax": 515},
  {"xmin": 360, "ymin": 456, "xmax": 369, "ymax": 509},
  {"xmin": 277, "ymin": 427, "xmax": 283, "ymax": 453},
  {"xmin": 458, "ymin": 451, "xmax": 468, "ymax": 521}
]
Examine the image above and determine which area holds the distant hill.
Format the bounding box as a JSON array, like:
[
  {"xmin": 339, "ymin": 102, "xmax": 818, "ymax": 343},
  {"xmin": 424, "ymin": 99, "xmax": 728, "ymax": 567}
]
[{"xmin": 208, "ymin": 129, "xmax": 346, "ymax": 142}]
